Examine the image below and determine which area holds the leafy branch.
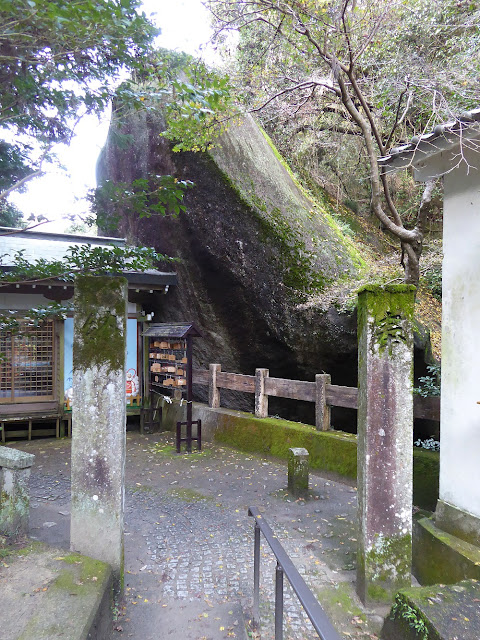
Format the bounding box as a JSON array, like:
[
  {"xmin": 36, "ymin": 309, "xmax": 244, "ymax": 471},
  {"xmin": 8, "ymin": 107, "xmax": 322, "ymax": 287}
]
[{"xmin": 0, "ymin": 244, "xmax": 177, "ymax": 288}]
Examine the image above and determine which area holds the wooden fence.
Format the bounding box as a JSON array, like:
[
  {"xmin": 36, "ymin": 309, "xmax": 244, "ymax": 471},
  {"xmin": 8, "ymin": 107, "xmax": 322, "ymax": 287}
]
[{"xmin": 192, "ymin": 364, "xmax": 440, "ymax": 431}]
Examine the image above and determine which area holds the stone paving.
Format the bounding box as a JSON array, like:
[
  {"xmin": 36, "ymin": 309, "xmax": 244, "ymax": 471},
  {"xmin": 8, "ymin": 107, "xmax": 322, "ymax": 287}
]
[{"xmin": 12, "ymin": 432, "xmax": 386, "ymax": 640}]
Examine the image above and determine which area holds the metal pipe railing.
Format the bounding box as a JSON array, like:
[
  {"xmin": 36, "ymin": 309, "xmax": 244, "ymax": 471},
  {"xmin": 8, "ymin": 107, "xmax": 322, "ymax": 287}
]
[{"xmin": 248, "ymin": 506, "xmax": 341, "ymax": 640}]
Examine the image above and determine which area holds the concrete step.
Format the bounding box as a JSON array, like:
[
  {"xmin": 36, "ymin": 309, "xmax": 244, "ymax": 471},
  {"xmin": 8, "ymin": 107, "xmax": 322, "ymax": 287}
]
[
  {"xmin": 382, "ymin": 579, "xmax": 480, "ymax": 640},
  {"xmin": 0, "ymin": 542, "xmax": 112, "ymax": 640},
  {"xmin": 112, "ymin": 597, "xmax": 249, "ymax": 640}
]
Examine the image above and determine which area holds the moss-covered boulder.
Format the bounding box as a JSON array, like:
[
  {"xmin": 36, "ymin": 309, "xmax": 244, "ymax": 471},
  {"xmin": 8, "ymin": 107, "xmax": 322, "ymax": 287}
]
[{"xmin": 97, "ymin": 103, "xmax": 437, "ymax": 426}]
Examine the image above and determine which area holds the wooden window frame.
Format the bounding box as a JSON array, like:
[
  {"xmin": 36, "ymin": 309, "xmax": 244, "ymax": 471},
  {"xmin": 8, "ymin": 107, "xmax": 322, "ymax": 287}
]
[{"xmin": 0, "ymin": 319, "xmax": 56, "ymax": 404}]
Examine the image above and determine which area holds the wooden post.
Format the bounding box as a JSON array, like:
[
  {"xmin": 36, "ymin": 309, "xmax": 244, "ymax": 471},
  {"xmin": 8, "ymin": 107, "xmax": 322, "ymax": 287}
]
[
  {"xmin": 255, "ymin": 368, "xmax": 269, "ymax": 418},
  {"xmin": 315, "ymin": 374, "xmax": 331, "ymax": 431},
  {"xmin": 209, "ymin": 364, "xmax": 221, "ymax": 408}
]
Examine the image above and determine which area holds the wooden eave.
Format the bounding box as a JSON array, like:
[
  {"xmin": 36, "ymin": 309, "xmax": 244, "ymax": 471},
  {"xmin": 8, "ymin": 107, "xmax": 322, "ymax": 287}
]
[{"xmin": 142, "ymin": 322, "xmax": 202, "ymax": 339}]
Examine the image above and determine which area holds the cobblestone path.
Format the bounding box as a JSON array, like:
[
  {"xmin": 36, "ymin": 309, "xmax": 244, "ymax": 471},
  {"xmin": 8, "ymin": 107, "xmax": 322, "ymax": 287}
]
[{"xmin": 16, "ymin": 433, "xmax": 384, "ymax": 640}]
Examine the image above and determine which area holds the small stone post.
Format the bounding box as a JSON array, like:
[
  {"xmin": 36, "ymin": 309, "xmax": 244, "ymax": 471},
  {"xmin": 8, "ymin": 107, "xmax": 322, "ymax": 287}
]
[
  {"xmin": 255, "ymin": 368, "xmax": 269, "ymax": 418},
  {"xmin": 357, "ymin": 284, "xmax": 415, "ymax": 605},
  {"xmin": 288, "ymin": 448, "xmax": 309, "ymax": 497},
  {"xmin": 315, "ymin": 374, "xmax": 331, "ymax": 431},
  {"xmin": 70, "ymin": 275, "xmax": 127, "ymax": 594},
  {"xmin": 209, "ymin": 364, "xmax": 221, "ymax": 408},
  {"xmin": 0, "ymin": 447, "xmax": 35, "ymax": 536}
]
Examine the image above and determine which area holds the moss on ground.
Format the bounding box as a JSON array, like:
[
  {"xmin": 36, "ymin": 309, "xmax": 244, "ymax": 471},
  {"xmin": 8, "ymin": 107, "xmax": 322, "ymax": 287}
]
[{"xmin": 167, "ymin": 487, "xmax": 212, "ymax": 502}]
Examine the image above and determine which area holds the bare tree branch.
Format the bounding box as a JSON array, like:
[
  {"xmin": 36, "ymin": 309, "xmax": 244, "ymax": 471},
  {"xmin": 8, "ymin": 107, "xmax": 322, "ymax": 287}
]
[{"xmin": 0, "ymin": 170, "xmax": 44, "ymax": 201}]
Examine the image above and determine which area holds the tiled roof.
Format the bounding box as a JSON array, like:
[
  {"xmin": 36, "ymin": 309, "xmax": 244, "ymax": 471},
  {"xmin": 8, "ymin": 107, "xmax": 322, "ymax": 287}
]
[{"xmin": 378, "ymin": 108, "xmax": 480, "ymax": 169}]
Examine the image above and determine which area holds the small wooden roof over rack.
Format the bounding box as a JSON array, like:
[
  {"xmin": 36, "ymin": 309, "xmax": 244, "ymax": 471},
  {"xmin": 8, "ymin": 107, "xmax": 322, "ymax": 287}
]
[{"xmin": 142, "ymin": 323, "xmax": 202, "ymax": 339}]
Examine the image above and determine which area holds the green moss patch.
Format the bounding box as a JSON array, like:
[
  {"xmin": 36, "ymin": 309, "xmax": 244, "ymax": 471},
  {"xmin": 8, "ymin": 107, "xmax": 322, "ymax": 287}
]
[
  {"xmin": 362, "ymin": 533, "xmax": 412, "ymax": 603},
  {"xmin": 413, "ymin": 516, "xmax": 480, "ymax": 586},
  {"xmin": 413, "ymin": 449, "xmax": 439, "ymax": 512},
  {"xmin": 384, "ymin": 579, "xmax": 480, "ymax": 640},
  {"xmin": 73, "ymin": 275, "xmax": 127, "ymax": 372},
  {"xmin": 167, "ymin": 487, "xmax": 212, "ymax": 502},
  {"xmin": 214, "ymin": 414, "xmax": 357, "ymax": 479}
]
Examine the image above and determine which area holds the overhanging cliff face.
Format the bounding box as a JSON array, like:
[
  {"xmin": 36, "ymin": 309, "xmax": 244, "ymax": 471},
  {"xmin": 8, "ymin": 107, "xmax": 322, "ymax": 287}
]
[{"xmin": 97, "ymin": 111, "xmax": 366, "ymax": 423}]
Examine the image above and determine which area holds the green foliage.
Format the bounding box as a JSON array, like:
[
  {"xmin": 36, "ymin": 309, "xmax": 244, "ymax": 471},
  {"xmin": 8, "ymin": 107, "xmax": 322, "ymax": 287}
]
[
  {"xmin": 0, "ymin": 142, "xmax": 31, "ymax": 192},
  {"xmin": 0, "ymin": 302, "xmax": 71, "ymax": 337},
  {"xmin": 422, "ymin": 266, "xmax": 442, "ymax": 300},
  {"xmin": 0, "ymin": 244, "xmax": 174, "ymax": 286},
  {"xmin": 207, "ymin": 0, "xmax": 475, "ymax": 283},
  {"xmin": 0, "ymin": 202, "xmax": 25, "ymax": 229},
  {"xmin": 163, "ymin": 68, "xmax": 236, "ymax": 152},
  {"xmin": 414, "ymin": 364, "xmax": 441, "ymax": 398},
  {"xmin": 390, "ymin": 594, "xmax": 429, "ymax": 639},
  {"xmin": 0, "ymin": 243, "xmax": 175, "ymax": 340},
  {"xmin": 87, "ymin": 176, "xmax": 194, "ymax": 232},
  {"xmin": 0, "ymin": 0, "xmax": 158, "ymax": 142}
]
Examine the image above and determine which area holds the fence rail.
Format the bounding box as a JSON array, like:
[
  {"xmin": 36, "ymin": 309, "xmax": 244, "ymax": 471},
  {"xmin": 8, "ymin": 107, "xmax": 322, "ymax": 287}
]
[
  {"xmin": 248, "ymin": 506, "xmax": 341, "ymax": 640},
  {"xmin": 192, "ymin": 364, "xmax": 440, "ymax": 430}
]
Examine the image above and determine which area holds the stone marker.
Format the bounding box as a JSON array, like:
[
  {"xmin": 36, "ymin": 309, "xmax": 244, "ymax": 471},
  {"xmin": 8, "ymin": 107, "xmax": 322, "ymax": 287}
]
[
  {"xmin": 288, "ymin": 447, "xmax": 309, "ymax": 497},
  {"xmin": 0, "ymin": 446, "xmax": 35, "ymax": 536},
  {"xmin": 357, "ymin": 284, "xmax": 416, "ymax": 605},
  {"xmin": 70, "ymin": 275, "xmax": 127, "ymax": 593}
]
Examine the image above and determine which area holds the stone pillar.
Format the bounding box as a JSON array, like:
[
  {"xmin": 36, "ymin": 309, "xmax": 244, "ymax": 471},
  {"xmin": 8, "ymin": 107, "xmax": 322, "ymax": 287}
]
[
  {"xmin": 315, "ymin": 374, "xmax": 331, "ymax": 431},
  {"xmin": 356, "ymin": 284, "xmax": 415, "ymax": 605},
  {"xmin": 70, "ymin": 275, "xmax": 127, "ymax": 593},
  {"xmin": 288, "ymin": 447, "xmax": 309, "ymax": 497},
  {"xmin": 0, "ymin": 447, "xmax": 35, "ymax": 536},
  {"xmin": 209, "ymin": 364, "xmax": 221, "ymax": 408},
  {"xmin": 255, "ymin": 368, "xmax": 269, "ymax": 418}
]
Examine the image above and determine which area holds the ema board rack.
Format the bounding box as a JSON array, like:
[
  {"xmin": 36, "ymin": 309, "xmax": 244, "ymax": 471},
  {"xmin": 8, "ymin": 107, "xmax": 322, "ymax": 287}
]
[
  {"xmin": 149, "ymin": 340, "xmax": 188, "ymax": 388},
  {"xmin": 142, "ymin": 323, "xmax": 202, "ymax": 453}
]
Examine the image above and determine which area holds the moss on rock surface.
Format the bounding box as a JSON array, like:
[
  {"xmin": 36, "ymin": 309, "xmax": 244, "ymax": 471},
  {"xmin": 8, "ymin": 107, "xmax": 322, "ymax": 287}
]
[
  {"xmin": 383, "ymin": 579, "xmax": 480, "ymax": 640},
  {"xmin": 214, "ymin": 413, "xmax": 358, "ymax": 479},
  {"xmin": 98, "ymin": 102, "xmax": 440, "ymax": 428},
  {"xmin": 413, "ymin": 515, "xmax": 480, "ymax": 586}
]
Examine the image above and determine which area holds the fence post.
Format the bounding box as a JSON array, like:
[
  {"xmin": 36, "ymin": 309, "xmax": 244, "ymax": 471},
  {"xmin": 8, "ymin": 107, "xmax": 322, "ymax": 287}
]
[
  {"xmin": 255, "ymin": 368, "xmax": 269, "ymax": 418},
  {"xmin": 315, "ymin": 374, "xmax": 331, "ymax": 431},
  {"xmin": 209, "ymin": 363, "xmax": 221, "ymax": 408}
]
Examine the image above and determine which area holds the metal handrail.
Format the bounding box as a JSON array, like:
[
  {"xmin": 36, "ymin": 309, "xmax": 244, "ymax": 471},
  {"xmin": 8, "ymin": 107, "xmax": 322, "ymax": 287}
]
[{"xmin": 248, "ymin": 506, "xmax": 341, "ymax": 640}]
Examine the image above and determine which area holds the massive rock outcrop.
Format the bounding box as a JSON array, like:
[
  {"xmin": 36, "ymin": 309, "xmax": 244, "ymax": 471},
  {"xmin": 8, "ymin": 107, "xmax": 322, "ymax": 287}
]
[{"xmin": 97, "ymin": 108, "xmax": 433, "ymax": 426}]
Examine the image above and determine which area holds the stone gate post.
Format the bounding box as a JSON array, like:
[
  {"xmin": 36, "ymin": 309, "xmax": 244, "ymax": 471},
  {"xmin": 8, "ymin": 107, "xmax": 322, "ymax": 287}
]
[
  {"xmin": 70, "ymin": 275, "xmax": 127, "ymax": 593},
  {"xmin": 356, "ymin": 284, "xmax": 416, "ymax": 605}
]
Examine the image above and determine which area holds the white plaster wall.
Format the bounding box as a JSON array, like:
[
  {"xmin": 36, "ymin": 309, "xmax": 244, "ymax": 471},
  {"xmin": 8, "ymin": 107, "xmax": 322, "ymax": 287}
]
[{"xmin": 441, "ymin": 146, "xmax": 480, "ymax": 518}]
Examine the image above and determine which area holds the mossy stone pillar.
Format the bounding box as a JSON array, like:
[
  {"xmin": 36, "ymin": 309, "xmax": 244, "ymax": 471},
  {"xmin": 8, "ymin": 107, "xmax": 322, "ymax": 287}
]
[
  {"xmin": 357, "ymin": 284, "xmax": 415, "ymax": 605},
  {"xmin": 288, "ymin": 447, "xmax": 309, "ymax": 497},
  {"xmin": 70, "ymin": 275, "xmax": 127, "ymax": 594},
  {"xmin": 0, "ymin": 446, "xmax": 35, "ymax": 536}
]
